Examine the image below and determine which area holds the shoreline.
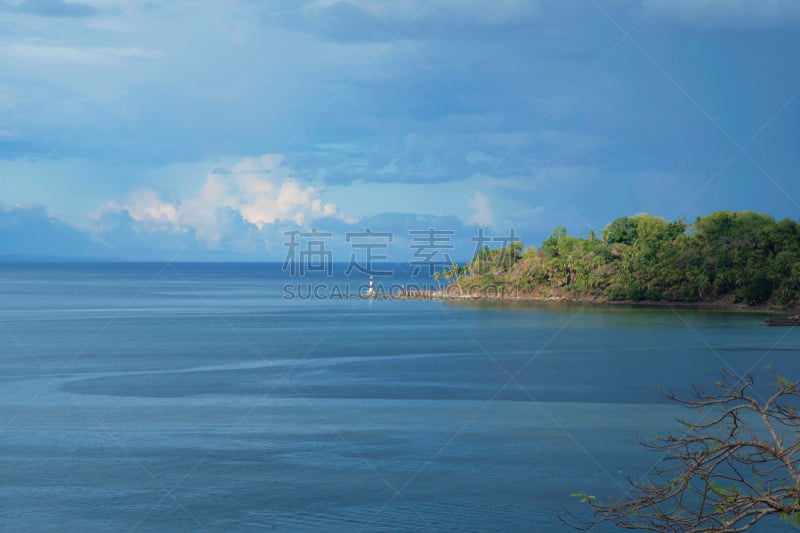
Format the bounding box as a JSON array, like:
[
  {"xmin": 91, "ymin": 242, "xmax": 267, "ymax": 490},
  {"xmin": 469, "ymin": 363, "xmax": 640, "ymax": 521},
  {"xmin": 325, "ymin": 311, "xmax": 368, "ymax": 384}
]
[{"xmin": 393, "ymin": 287, "xmax": 798, "ymax": 314}]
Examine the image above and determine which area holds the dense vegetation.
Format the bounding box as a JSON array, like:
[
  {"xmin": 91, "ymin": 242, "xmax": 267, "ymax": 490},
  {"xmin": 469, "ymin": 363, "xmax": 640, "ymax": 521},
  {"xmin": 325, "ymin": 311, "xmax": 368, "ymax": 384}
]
[{"xmin": 452, "ymin": 211, "xmax": 800, "ymax": 307}]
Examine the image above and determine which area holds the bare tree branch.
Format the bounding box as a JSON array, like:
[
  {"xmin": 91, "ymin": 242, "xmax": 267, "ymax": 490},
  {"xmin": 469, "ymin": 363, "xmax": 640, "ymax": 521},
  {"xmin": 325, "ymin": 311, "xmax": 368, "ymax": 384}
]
[{"xmin": 561, "ymin": 368, "xmax": 800, "ymax": 532}]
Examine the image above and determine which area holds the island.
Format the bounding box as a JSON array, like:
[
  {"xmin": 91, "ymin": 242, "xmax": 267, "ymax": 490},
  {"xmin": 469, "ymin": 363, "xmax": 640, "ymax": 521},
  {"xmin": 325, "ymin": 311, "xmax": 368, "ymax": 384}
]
[{"xmin": 427, "ymin": 210, "xmax": 799, "ymax": 312}]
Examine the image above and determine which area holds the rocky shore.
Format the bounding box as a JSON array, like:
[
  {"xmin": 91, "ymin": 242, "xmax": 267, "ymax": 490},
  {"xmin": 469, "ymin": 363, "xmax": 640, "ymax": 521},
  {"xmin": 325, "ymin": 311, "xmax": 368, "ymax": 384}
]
[{"xmin": 388, "ymin": 284, "xmax": 798, "ymax": 313}]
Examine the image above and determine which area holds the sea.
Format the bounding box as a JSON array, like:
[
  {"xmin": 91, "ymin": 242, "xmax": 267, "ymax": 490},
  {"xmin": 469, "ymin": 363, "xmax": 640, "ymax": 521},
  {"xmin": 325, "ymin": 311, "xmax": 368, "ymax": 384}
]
[{"xmin": 0, "ymin": 262, "xmax": 797, "ymax": 532}]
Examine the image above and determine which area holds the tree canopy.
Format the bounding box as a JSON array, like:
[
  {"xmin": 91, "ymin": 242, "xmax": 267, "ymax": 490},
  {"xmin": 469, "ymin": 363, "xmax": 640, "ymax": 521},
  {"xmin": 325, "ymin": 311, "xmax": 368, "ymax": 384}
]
[{"xmin": 455, "ymin": 211, "xmax": 800, "ymax": 307}]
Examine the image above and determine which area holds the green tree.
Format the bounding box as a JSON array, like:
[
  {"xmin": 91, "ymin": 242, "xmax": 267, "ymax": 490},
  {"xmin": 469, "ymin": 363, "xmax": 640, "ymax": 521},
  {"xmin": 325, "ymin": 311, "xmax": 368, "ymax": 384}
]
[
  {"xmin": 455, "ymin": 210, "xmax": 800, "ymax": 306},
  {"xmin": 541, "ymin": 226, "xmax": 568, "ymax": 258},
  {"xmin": 602, "ymin": 216, "xmax": 639, "ymax": 245}
]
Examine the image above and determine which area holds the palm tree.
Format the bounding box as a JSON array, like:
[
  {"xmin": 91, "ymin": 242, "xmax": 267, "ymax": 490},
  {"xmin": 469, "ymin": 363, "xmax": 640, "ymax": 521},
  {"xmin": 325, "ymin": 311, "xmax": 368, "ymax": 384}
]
[
  {"xmin": 448, "ymin": 263, "xmax": 459, "ymax": 283},
  {"xmin": 443, "ymin": 267, "xmax": 452, "ymax": 286}
]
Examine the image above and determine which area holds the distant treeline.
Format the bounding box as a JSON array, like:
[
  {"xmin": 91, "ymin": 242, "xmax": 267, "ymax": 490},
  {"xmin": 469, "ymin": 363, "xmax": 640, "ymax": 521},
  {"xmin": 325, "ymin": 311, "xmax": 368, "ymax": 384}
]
[{"xmin": 457, "ymin": 211, "xmax": 800, "ymax": 307}]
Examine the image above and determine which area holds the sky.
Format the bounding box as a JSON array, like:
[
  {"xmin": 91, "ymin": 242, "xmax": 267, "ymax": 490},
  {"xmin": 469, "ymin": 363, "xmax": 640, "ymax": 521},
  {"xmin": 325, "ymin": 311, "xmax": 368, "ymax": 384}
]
[{"xmin": 0, "ymin": 0, "xmax": 799, "ymax": 262}]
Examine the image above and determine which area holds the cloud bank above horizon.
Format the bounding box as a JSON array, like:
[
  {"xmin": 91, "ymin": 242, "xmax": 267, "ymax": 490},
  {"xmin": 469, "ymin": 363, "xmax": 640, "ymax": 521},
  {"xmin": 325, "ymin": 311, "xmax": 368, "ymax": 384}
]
[{"xmin": 0, "ymin": 0, "xmax": 798, "ymax": 260}]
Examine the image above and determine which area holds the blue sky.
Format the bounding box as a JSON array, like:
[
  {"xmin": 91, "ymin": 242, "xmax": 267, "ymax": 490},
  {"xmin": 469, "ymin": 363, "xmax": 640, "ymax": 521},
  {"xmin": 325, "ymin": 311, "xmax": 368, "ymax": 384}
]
[{"xmin": 1, "ymin": 0, "xmax": 799, "ymax": 261}]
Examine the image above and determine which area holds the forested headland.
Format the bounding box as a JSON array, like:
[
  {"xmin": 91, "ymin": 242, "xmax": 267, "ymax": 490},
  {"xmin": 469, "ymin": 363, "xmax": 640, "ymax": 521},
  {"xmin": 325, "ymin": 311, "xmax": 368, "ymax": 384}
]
[{"xmin": 450, "ymin": 211, "xmax": 800, "ymax": 309}]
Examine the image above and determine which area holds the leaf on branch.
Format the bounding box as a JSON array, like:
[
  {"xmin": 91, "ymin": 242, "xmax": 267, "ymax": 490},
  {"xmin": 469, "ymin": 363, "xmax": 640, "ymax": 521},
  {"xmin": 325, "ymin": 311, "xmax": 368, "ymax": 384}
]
[{"xmin": 570, "ymin": 492, "xmax": 596, "ymax": 504}]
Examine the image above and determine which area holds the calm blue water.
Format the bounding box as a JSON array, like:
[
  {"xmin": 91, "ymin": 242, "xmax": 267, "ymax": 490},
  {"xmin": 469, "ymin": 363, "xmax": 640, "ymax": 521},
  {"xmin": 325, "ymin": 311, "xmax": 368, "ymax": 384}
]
[{"xmin": 0, "ymin": 263, "xmax": 797, "ymax": 532}]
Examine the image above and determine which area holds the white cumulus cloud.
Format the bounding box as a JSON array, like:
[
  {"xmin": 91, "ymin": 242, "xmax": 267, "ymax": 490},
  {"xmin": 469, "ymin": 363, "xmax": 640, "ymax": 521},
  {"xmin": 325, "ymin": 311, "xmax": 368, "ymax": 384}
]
[
  {"xmin": 100, "ymin": 188, "xmax": 181, "ymax": 225},
  {"xmin": 95, "ymin": 154, "xmax": 351, "ymax": 250},
  {"xmin": 468, "ymin": 191, "xmax": 493, "ymax": 227}
]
